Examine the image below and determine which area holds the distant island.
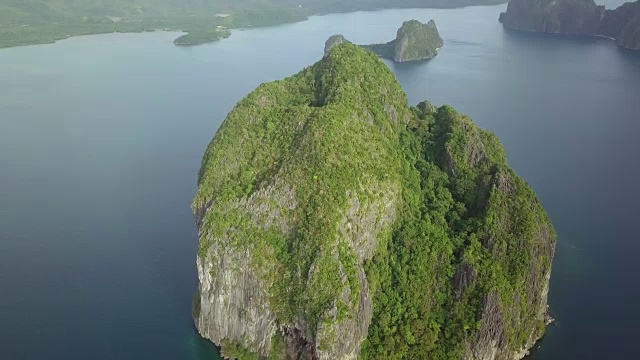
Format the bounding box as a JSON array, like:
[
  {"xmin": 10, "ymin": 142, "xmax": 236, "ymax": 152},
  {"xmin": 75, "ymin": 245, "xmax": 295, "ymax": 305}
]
[
  {"xmin": 325, "ymin": 20, "xmax": 444, "ymax": 63},
  {"xmin": 192, "ymin": 42, "xmax": 556, "ymax": 360},
  {"xmin": 0, "ymin": 0, "xmax": 506, "ymax": 49},
  {"xmin": 500, "ymin": 0, "xmax": 640, "ymax": 51},
  {"xmin": 364, "ymin": 20, "xmax": 444, "ymax": 62},
  {"xmin": 173, "ymin": 27, "xmax": 231, "ymax": 46}
]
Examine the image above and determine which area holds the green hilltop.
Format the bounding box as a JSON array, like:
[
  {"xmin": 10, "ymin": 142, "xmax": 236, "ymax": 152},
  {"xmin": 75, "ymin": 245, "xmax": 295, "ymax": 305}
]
[{"xmin": 193, "ymin": 43, "xmax": 555, "ymax": 360}]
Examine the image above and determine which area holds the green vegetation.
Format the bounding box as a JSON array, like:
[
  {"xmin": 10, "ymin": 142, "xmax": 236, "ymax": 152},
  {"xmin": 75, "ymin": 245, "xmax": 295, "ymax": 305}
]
[
  {"xmin": 267, "ymin": 331, "xmax": 287, "ymax": 360},
  {"xmin": 194, "ymin": 43, "xmax": 555, "ymax": 358},
  {"xmin": 174, "ymin": 28, "xmax": 231, "ymax": 46},
  {"xmin": 194, "ymin": 44, "xmax": 409, "ymax": 339},
  {"xmin": 0, "ymin": 0, "xmax": 308, "ymax": 48},
  {"xmin": 0, "ymin": 0, "xmax": 507, "ymax": 49},
  {"xmin": 360, "ymin": 102, "xmax": 555, "ymax": 358},
  {"xmin": 221, "ymin": 339, "xmax": 259, "ymax": 360}
]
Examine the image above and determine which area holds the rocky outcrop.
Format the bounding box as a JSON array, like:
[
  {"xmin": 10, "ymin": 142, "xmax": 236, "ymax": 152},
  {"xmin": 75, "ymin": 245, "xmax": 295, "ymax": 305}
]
[
  {"xmin": 391, "ymin": 19, "xmax": 444, "ymax": 62},
  {"xmin": 324, "ymin": 35, "xmax": 351, "ymax": 54},
  {"xmin": 500, "ymin": 0, "xmax": 640, "ymax": 50},
  {"xmin": 326, "ymin": 20, "xmax": 443, "ymax": 62},
  {"xmin": 193, "ymin": 43, "xmax": 409, "ymax": 360},
  {"xmin": 363, "ymin": 19, "xmax": 444, "ymax": 62},
  {"xmin": 192, "ymin": 43, "xmax": 555, "ymax": 360},
  {"xmin": 194, "ymin": 247, "xmax": 276, "ymax": 358}
]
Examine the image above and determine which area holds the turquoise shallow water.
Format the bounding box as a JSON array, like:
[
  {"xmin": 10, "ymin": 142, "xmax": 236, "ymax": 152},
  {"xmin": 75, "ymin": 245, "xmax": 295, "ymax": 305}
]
[{"xmin": 1, "ymin": 3, "xmax": 640, "ymax": 359}]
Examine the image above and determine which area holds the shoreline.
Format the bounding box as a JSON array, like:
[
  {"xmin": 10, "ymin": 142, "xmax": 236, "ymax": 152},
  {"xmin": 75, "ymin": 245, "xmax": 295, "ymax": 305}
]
[
  {"xmin": 0, "ymin": 2, "xmax": 508, "ymax": 50},
  {"xmin": 499, "ymin": 24, "xmax": 640, "ymax": 50}
]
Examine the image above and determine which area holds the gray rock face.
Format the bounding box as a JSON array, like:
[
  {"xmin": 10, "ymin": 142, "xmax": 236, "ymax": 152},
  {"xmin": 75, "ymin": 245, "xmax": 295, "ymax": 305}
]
[
  {"xmin": 194, "ymin": 247, "xmax": 277, "ymax": 357},
  {"xmin": 194, "ymin": 183, "xmax": 398, "ymax": 360},
  {"xmin": 192, "ymin": 44, "xmax": 555, "ymax": 360},
  {"xmin": 330, "ymin": 19, "xmax": 444, "ymax": 63},
  {"xmin": 324, "ymin": 35, "xmax": 350, "ymax": 54},
  {"xmin": 500, "ymin": 0, "xmax": 640, "ymax": 50}
]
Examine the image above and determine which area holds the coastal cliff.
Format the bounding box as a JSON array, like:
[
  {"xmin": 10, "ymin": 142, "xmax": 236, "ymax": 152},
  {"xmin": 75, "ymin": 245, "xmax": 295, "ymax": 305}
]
[
  {"xmin": 599, "ymin": 1, "xmax": 640, "ymax": 50},
  {"xmin": 500, "ymin": 0, "xmax": 640, "ymax": 50},
  {"xmin": 192, "ymin": 43, "xmax": 555, "ymax": 359},
  {"xmin": 363, "ymin": 19, "xmax": 444, "ymax": 62},
  {"xmin": 326, "ymin": 20, "xmax": 443, "ymax": 63}
]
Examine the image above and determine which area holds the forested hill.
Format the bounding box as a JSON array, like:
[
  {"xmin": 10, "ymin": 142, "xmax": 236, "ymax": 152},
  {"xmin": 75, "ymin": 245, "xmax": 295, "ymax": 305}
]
[
  {"xmin": 0, "ymin": 0, "xmax": 506, "ymax": 49},
  {"xmin": 0, "ymin": 0, "xmax": 289, "ymax": 25},
  {"xmin": 192, "ymin": 42, "xmax": 555, "ymax": 360},
  {"xmin": 1, "ymin": 0, "xmax": 507, "ymax": 24},
  {"xmin": 282, "ymin": 0, "xmax": 507, "ymax": 13}
]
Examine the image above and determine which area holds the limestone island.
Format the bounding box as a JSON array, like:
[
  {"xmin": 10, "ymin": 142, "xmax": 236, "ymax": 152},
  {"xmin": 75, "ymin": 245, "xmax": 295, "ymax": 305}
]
[
  {"xmin": 325, "ymin": 20, "xmax": 444, "ymax": 63},
  {"xmin": 192, "ymin": 43, "xmax": 555, "ymax": 360},
  {"xmin": 500, "ymin": 0, "xmax": 640, "ymax": 51}
]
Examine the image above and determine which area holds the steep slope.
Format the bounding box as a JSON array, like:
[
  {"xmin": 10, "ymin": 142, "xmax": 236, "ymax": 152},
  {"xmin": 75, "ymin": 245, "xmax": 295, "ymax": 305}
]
[
  {"xmin": 193, "ymin": 43, "xmax": 555, "ymax": 360},
  {"xmin": 499, "ymin": 0, "xmax": 640, "ymax": 50}
]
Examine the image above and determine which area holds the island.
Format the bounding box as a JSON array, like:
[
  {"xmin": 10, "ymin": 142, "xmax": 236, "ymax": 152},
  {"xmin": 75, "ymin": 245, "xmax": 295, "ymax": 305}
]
[
  {"xmin": 364, "ymin": 20, "xmax": 444, "ymax": 62},
  {"xmin": 500, "ymin": 0, "xmax": 640, "ymax": 50},
  {"xmin": 173, "ymin": 27, "xmax": 231, "ymax": 46},
  {"xmin": 325, "ymin": 20, "xmax": 444, "ymax": 63},
  {"xmin": 0, "ymin": 0, "xmax": 506, "ymax": 49},
  {"xmin": 192, "ymin": 43, "xmax": 556, "ymax": 360}
]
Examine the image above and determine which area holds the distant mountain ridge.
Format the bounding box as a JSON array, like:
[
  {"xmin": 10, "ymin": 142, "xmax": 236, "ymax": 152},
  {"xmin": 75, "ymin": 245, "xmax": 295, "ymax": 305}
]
[
  {"xmin": 363, "ymin": 20, "xmax": 444, "ymax": 62},
  {"xmin": 0, "ymin": 0, "xmax": 506, "ymax": 49}
]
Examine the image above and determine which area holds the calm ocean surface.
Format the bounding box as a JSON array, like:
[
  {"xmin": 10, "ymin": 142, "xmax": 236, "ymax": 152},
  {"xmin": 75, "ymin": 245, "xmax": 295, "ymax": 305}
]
[{"xmin": 1, "ymin": 2, "xmax": 639, "ymax": 359}]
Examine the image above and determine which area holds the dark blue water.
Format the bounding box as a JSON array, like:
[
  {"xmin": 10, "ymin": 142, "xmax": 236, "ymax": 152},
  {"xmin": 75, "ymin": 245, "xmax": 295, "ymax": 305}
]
[{"xmin": 1, "ymin": 3, "xmax": 639, "ymax": 359}]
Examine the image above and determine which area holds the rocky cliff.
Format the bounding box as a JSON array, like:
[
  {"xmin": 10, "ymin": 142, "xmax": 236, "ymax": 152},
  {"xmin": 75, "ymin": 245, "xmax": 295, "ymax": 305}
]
[
  {"xmin": 326, "ymin": 20, "xmax": 443, "ymax": 62},
  {"xmin": 599, "ymin": 1, "xmax": 640, "ymax": 50},
  {"xmin": 192, "ymin": 43, "xmax": 555, "ymax": 360},
  {"xmin": 363, "ymin": 20, "xmax": 444, "ymax": 62},
  {"xmin": 500, "ymin": 0, "xmax": 640, "ymax": 50},
  {"xmin": 324, "ymin": 35, "xmax": 351, "ymax": 54}
]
